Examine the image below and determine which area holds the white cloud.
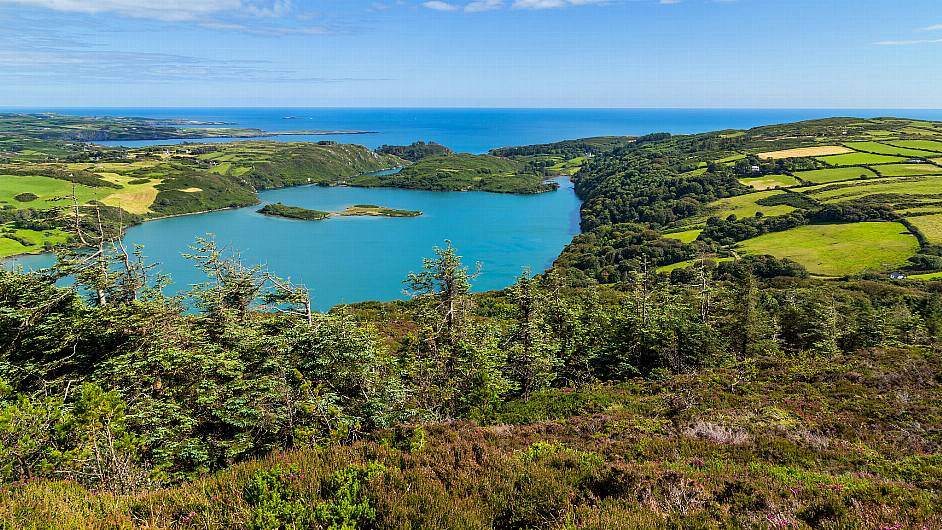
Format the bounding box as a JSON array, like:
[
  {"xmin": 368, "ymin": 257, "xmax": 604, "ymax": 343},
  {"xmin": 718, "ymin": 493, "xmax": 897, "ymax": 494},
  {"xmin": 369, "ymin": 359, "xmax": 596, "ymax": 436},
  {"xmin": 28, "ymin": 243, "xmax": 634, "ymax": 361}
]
[
  {"xmin": 875, "ymin": 38, "xmax": 942, "ymax": 46},
  {"xmin": 512, "ymin": 0, "xmax": 605, "ymax": 9},
  {"xmin": 423, "ymin": 0, "xmax": 458, "ymax": 10},
  {"xmin": 465, "ymin": 0, "xmax": 502, "ymax": 12},
  {"xmin": 923, "ymin": 24, "xmax": 942, "ymax": 31},
  {"xmin": 0, "ymin": 0, "xmax": 296, "ymax": 21}
]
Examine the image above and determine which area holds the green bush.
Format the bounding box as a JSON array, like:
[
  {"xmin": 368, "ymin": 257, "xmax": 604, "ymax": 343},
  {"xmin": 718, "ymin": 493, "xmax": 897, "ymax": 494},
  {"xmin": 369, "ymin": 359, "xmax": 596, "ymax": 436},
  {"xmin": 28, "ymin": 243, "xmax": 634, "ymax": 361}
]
[{"xmin": 244, "ymin": 462, "xmax": 384, "ymax": 530}]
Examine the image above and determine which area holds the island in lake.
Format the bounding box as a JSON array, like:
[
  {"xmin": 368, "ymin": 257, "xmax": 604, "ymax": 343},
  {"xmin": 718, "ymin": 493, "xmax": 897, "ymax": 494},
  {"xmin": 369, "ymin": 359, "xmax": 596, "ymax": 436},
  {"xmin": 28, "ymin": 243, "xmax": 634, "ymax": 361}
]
[{"xmin": 258, "ymin": 202, "xmax": 422, "ymax": 220}]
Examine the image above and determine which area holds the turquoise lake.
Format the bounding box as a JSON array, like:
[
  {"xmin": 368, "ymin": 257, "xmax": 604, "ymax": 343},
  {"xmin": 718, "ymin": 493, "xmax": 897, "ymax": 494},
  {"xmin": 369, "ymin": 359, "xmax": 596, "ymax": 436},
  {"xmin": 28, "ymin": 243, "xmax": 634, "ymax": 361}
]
[
  {"xmin": 9, "ymin": 108, "xmax": 942, "ymax": 308},
  {"xmin": 8, "ymin": 178, "xmax": 581, "ymax": 310}
]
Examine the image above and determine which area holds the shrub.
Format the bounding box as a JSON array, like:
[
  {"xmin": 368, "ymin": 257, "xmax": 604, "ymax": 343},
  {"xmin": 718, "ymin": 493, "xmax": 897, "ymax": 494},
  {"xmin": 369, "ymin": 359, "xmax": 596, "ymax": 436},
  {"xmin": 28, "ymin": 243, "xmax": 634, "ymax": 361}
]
[
  {"xmin": 13, "ymin": 193, "xmax": 37, "ymax": 202},
  {"xmin": 244, "ymin": 462, "xmax": 384, "ymax": 530},
  {"xmin": 682, "ymin": 421, "xmax": 750, "ymax": 445}
]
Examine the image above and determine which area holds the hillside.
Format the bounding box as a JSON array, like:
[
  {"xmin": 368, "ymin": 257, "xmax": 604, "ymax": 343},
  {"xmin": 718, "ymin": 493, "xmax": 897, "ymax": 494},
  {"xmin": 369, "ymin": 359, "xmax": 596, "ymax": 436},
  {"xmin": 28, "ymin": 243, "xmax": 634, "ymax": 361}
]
[
  {"xmin": 555, "ymin": 117, "xmax": 942, "ymax": 283},
  {"xmin": 350, "ymin": 153, "xmax": 559, "ymax": 194},
  {"xmin": 0, "ymin": 135, "xmax": 403, "ymax": 257}
]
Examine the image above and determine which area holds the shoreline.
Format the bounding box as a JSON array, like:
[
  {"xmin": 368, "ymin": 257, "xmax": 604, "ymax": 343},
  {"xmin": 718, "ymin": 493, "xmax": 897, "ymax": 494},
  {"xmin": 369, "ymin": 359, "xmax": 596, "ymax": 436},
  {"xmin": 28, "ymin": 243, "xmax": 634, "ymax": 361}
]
[{"xmin": 1, "ymin": 173, "xmax": 572, "ymax": 262}]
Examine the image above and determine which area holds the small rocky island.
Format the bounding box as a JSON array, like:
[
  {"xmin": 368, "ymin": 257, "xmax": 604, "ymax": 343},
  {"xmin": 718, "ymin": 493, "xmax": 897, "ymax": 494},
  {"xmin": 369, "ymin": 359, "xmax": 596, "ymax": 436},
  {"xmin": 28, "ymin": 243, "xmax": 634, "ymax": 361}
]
[
  {"xmin": 337, "ymin": 204, "xmax": 422, "ymax": 217},
  {"xmin": 258, "ymin": 202, "xmax": 421, "ymax": 220}
]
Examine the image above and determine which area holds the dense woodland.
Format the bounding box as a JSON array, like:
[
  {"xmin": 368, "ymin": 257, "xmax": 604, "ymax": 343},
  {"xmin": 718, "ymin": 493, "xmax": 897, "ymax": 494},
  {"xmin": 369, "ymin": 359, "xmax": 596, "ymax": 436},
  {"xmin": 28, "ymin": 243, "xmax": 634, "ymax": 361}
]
[
  {"xmin": 375, "ymin": 141, "xmax": 453, "ymax": 162},
  {"xmin": 1, "ymin": 117, "xmax": 941, "ymax": 528}
]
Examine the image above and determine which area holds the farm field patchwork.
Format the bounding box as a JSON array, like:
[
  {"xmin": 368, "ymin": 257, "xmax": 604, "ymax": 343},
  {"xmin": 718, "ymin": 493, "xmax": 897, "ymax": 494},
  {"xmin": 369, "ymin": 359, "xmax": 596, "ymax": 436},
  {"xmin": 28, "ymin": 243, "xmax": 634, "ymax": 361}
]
[
  {"xmin": 875, "ymin": 163, "xmax": 942, "ymax": 177},
  {"xmin": 0, "ymin": 174, "xmax": 109, "ymax": 209},
  {"xmin": 816, "ymin": 152, "xmax": 907, "ymax": 166},
  {"xmin": 887, "ymin": 139, "xmax": 942, "ymax": 152},
  {"xmin": 842, "ymin": 141, "xmax": 940, "ymax": 158},
  {"xmin": 738, "ymin": 174, "xmax": 799, "ymax": 189},
  {"xmin": 803, "ymin": 177, "xmax": 942, "ymax": 203},
  {"xmin": 756, "ymin": 146, "xmax": 851, "ymax": 159},
  {"xmin": 908, "ymin": 213, "xmax": 942, "ymax": 244},
  {"xmin": 704, "ymin": 190, "xmax": 796, "ymax": 220},
  {"xmin": 737, "ymin": 222, "xmax": 918, "ymax": 276},
  {"xmin": 793, "ymin": 166, "xmax": 876, "ymax": 184}
]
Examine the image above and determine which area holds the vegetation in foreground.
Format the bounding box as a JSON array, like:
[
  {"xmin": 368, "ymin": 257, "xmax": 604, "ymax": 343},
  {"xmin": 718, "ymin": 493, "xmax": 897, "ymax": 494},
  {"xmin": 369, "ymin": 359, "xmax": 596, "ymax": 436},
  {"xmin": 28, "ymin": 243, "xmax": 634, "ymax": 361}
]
[{"xmin": 0, "ymin": 235, "xmax": 940, "ymax": 528}]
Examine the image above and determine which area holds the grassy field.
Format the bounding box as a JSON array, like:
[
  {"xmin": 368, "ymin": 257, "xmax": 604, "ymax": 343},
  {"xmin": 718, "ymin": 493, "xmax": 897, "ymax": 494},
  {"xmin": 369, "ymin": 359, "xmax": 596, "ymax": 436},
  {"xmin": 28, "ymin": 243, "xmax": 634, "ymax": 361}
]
[
  {"xmin": 0, "ymin": 227, "xmax": 70, "ymax": 257},
  {"xmin": 756, "ymin": 146, "xmax": 851, "ymax": 159},
  {"xmin": 662, "ymin": 228, "xmax": 702, "ymax": 243},
  {"xmin": 816, "ymin": 152, "xmax": 907, "ymax": 166},
  {"xmin": 737, "ymin": 222, "xmax": 918, "ymax": 276},
  {"xmin": 842, "ymin": 141, "xmax": 940, "ymax": 158},
  {"xmin": 792, "ymin": 166, "xmax": 876, "ymax": 184},
  {"xmin": 655, "ymin": 256, "xmax": 732, "ymax": 273},
  {"xmin": 705, "ymin": 190, "xmax": 796, "ymax": 220},
  {"xmin": 886, "ymin": 139, "xmax": 942, "ymax": 152},
  {"xmin": 548, "ymin": 156, "xmax": 586, "ymax": 175},
  {"xmin": 738, "ymin": 173, "xmax": 799, "ymax": 189},
  {"xmin": 908, "ymin": 213, "xmax": 942, "ymax": 244},
  {"xmin": 803, "ymin": 176, "xmax": 942, "ymax": 203},
  {"xmin": 97, "ymin": 173, "xmax": 163, "ymax": 214},
  {"xmin": 874, "ymin": 163, "xmax": 942, "ymax": 177},
  {"xmin": 0, "ymin": 175, "xmax": 108, "ymax": 209},
  {"xmin": 0, "ymin": 237, "xmax": 28, "ymax": 256},
  {"xmin": 713, "ymin": 153, "xmax": 746, "ymax": 164}
]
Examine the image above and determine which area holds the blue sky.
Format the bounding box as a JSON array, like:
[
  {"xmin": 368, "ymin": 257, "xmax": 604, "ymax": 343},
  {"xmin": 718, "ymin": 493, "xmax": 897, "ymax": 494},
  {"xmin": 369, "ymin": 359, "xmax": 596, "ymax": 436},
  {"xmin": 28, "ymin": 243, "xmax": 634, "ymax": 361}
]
[{"xmin": 0, "ymin": 0, "xmax": 940, "ymax": 107}]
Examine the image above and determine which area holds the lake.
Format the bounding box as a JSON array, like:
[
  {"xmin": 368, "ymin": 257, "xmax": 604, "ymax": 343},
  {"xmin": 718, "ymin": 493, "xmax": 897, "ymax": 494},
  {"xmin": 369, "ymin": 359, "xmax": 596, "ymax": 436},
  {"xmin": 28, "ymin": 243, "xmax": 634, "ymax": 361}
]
[
  {"xmin": 8, "ymin": 178, "xmax": 582, "ymax": 310},
  {"xmin": 9, "ymin": 107, "xmax": 942, "ymax": 307}
]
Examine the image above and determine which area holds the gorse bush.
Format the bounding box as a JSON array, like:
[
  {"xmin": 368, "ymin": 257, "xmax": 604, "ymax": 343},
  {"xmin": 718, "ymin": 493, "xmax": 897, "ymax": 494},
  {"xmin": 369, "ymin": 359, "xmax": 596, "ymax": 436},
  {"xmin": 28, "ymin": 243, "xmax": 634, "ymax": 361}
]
[{"xmin": 243, "ymin": 462, "xmax": 384, "ymax": 530}]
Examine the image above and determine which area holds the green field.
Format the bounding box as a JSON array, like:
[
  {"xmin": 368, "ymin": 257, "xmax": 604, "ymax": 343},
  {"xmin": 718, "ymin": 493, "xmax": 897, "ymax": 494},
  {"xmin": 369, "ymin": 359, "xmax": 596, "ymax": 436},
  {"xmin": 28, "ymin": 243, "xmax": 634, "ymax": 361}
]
[
  {"xmin": 816, "ymin": 152, "xmax": 907, "ymax": 166},
  {"xmin": 0, "ymin": 175, "xmax": 108, "ymax": 209},
  {"xmin": 548, "ymin": 156, "xmax": 586, "ymax": 175},
  {"xmin": 908, "ymin": 213, "xmax": 942, "ymax": 244},
  {"xmin": 843, "ymin": 141, "xmax": 940, "ymax": 158},
  {"xmin": 704, "ymin": 190, "xmax": 797, "ymax": 220},
  {"xmin": 0, "ymin": 237, "xmax": 29, "ymax": 256},
  {"xmin": 874, "ymin": 163, "xmax": 942, "ymax": 177},
  {"xmin": 738, "ymin": 173, "xmax": 799, "ymax": 189},
  {"xmin": 714, "ymin": 153, "xmax": 746, "ymax": 164},
  {"xmin": 737, "ymin": 222, "xmax": 918, "ymax": 276},
  {"xmin": 656, "ymin": 256, "xmax": 733, "ymax": 274},
  {"xmin": 910, "ymin": 270, "xmax": 942, "ymax": 280},
  {"xmin": 793, "ymin": 166, "xmax": 876, "ymax": 184},
  {"xmin": 803, "ymin": 176, "xmax": 942, "ymax": 203},
  {"xmin": 680, "ymin": 167, "xmax": 708, "ymax": 177},
  {"xmin": 887, "ymin": 139, "xmax": 942, "ymax": 152},
  {"xmin": 662, "ymin": 228, "xmax": 702, "ymax": 243}
]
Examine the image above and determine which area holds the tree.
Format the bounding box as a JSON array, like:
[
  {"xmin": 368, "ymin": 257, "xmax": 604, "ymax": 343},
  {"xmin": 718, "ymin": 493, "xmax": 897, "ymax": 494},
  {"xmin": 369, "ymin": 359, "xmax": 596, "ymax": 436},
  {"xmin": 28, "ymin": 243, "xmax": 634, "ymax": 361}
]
[
  {"xmin": 185, "ymin": 236, "xmax": 266, "ymax": 320},
  {"xmin": 403, "ymin": 240, "xmax": 479, "ymax": 354},
  {"xmin": 505, "ymin": 269, "xmax": 558, "ymax": 396}
]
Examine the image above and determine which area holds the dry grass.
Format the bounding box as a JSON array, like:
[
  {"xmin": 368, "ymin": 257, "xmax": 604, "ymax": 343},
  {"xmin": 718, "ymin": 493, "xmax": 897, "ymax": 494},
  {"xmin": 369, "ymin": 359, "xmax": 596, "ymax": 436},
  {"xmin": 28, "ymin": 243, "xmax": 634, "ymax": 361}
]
[
  {"xmin": 757, "ymin": 146, "xmax": 852, "ymax": 159},
  {"xmin": 101, "ymin": 179, "xmax": 163, "ymax": 215}
]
